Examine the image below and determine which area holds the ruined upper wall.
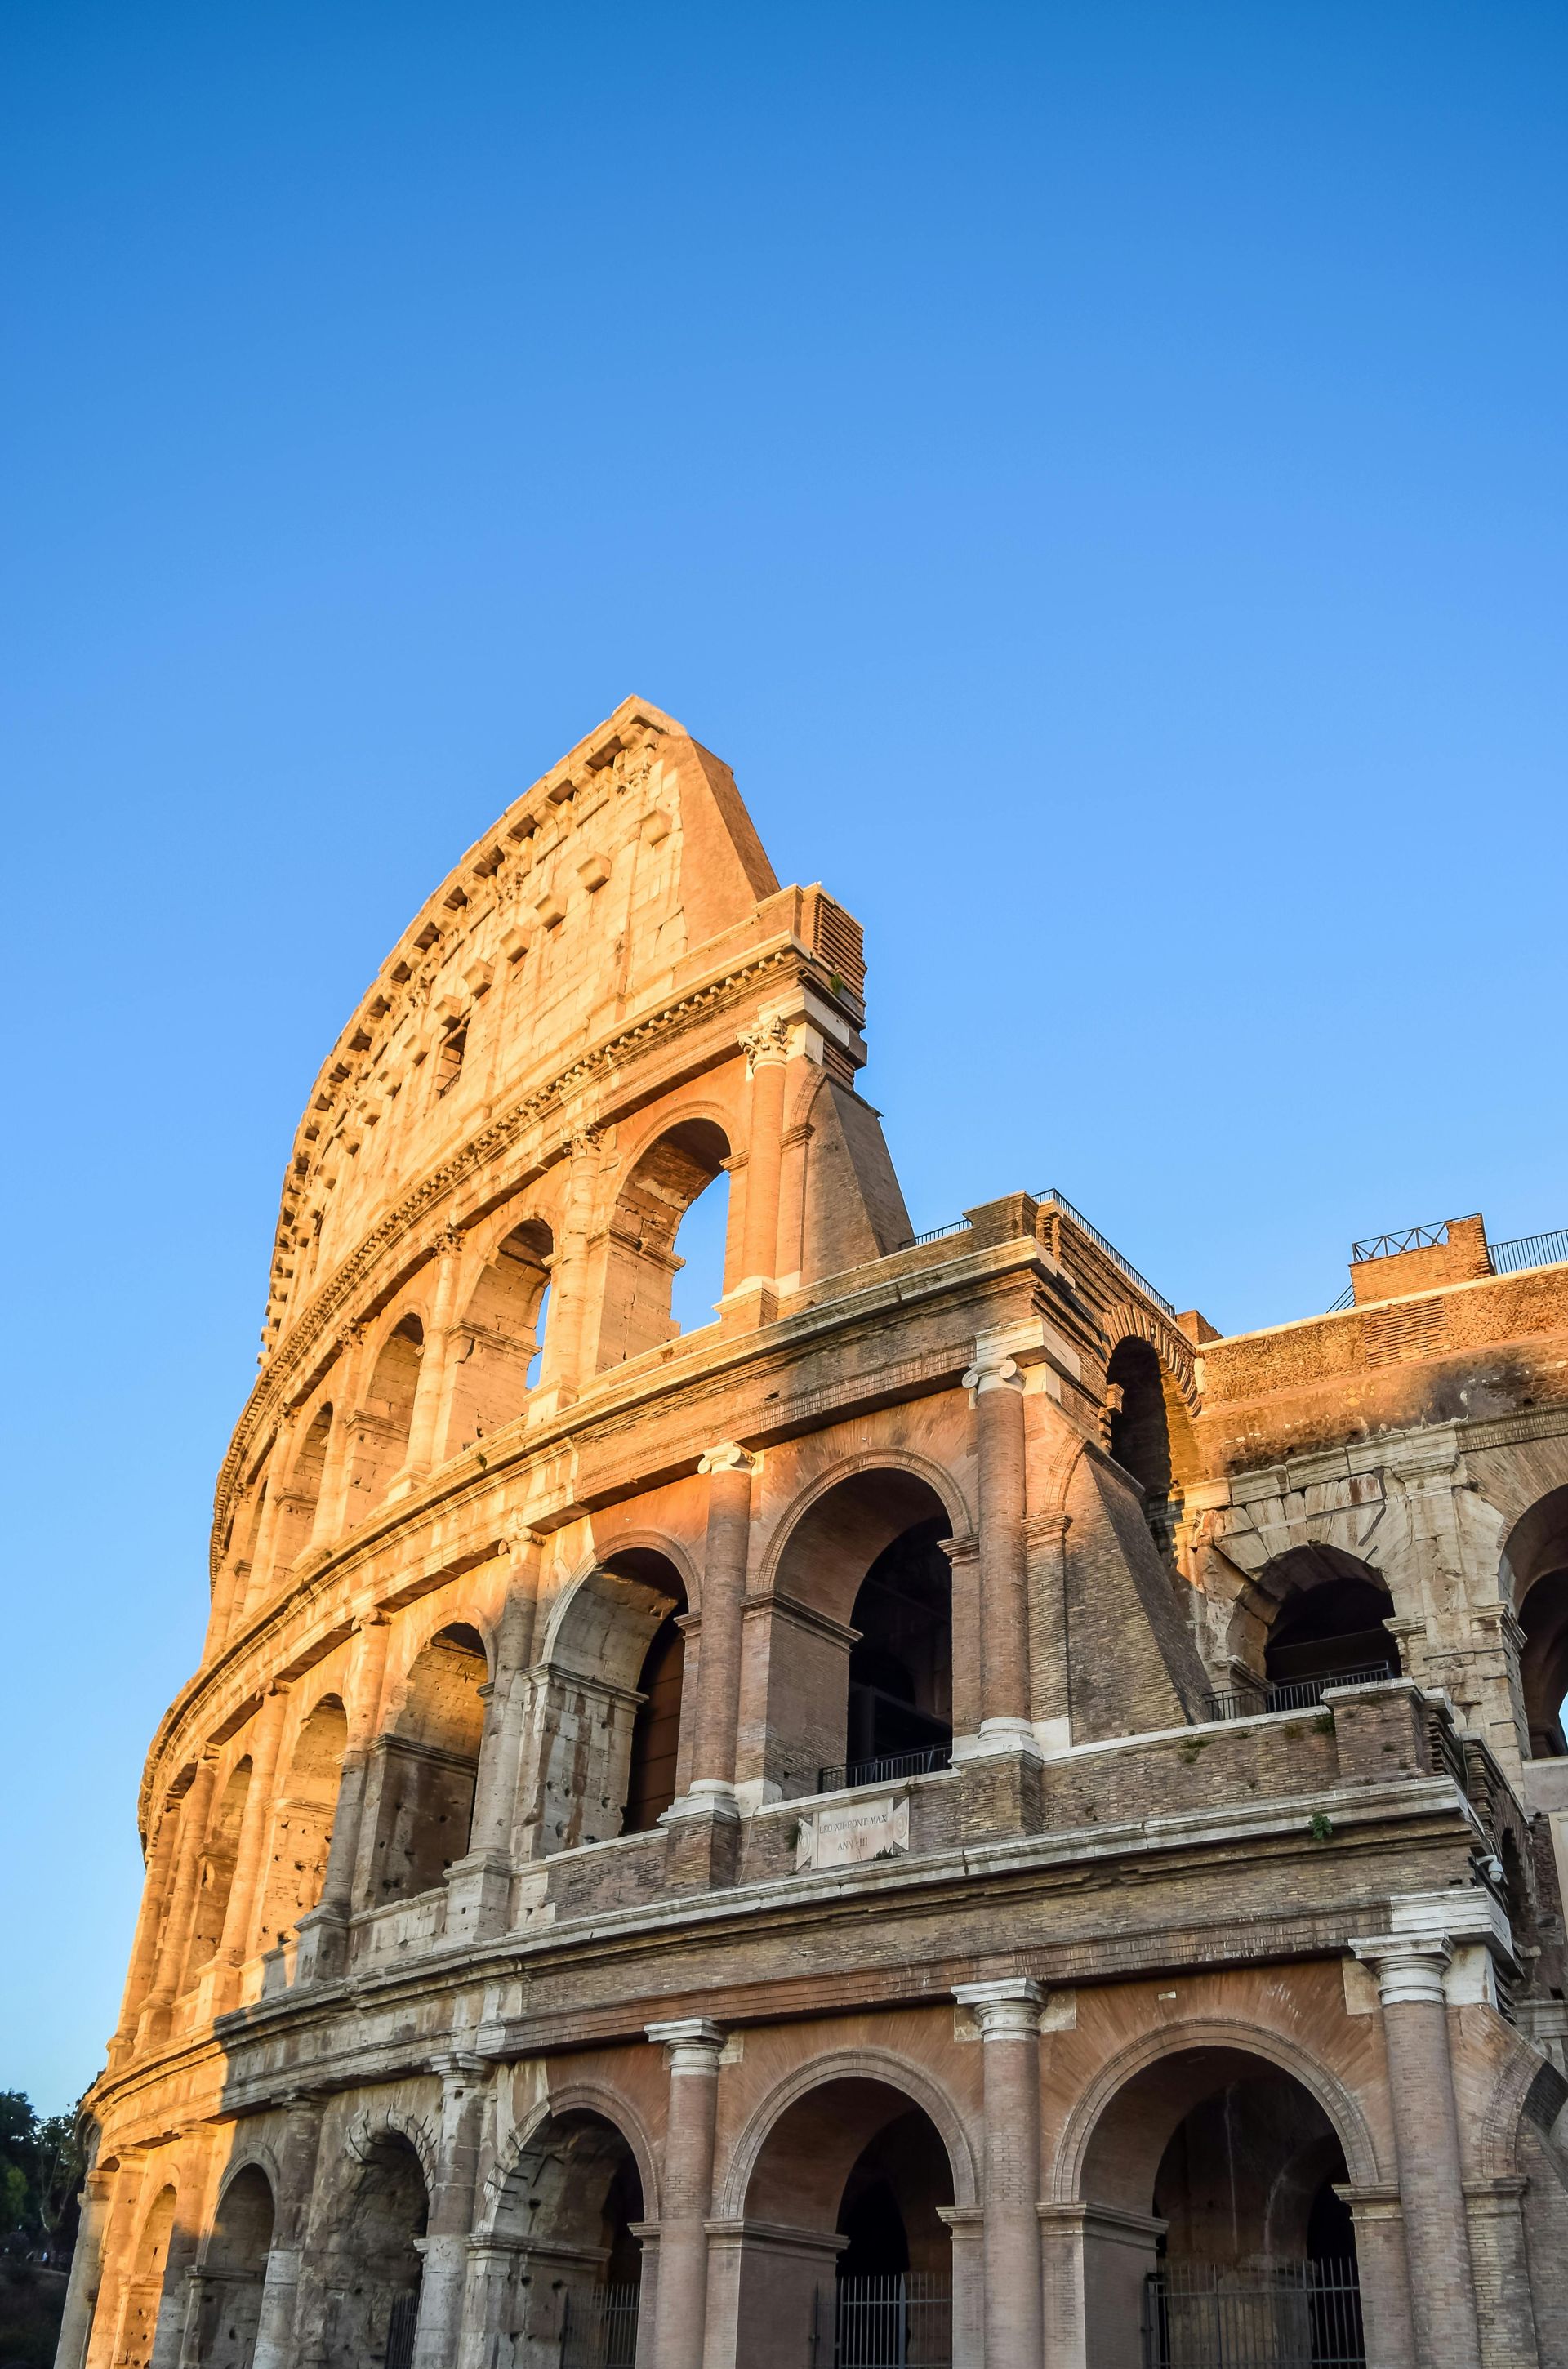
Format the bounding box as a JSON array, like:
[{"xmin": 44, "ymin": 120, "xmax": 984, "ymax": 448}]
[{"xmin": 263, "ymin": 699, "xmax": 800, "ymax": 1354}]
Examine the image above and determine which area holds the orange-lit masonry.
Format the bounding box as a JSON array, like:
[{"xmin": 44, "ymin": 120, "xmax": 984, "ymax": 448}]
[{"xmin": 65, "ymin": 701, "xmax": 1568, "ymax": 2369}]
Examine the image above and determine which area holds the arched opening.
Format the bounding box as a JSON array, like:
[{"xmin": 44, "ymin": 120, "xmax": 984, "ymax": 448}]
[
  {"xmin": 187, "ymin": 1760, "xmax": 252, "ymax": 1980},
  {"xmin": 528, "ymin": 1555, "xmax": 689, "ymax": 1855},
  {"xmin": 596, "ymin": 1120, "xmax": 731, "ymax": 1369},
  {"xmin": 486, "ymin": 2108, "xmax": 645, "ymax": 2365},
  {"xmin": 1076, "ymin": 2045, "xmax": 1363, "ymax": 2368},
  {"xmin": 346, "ymin": 1315, "xmax": 424, "ymax": 1516},
  {"xmin": 1106, "ymin": 1336, "xmax": 1199, "ymax": 1567},
  {"xmin": 669, "ymin": 1166, "xmax": 731, "ymax": 1337},
  {"xmin": 1503, "ymin": 1487, "xmax": 1568, "ymax": 1757},
  {"xmin": 317, "ymin": 2132, "xmax": 427, "ymax": 2369},
  {"xmin": 1261, "ymin": 1547, "xmax": 1400, "ymax": 1702},
  {"xmin": 193, "ymin": 2164, "xmax": 274, "ymax": 2369},
  {"xmin": 116, "ymin": 2184, "xmax": 178, "ymax": 2369},
  {"xmin": 256, "ymin": 1694, "xmax": 347, "ymax": 1953},
  {"xmin": 367, "ymin": 1626, "xmax": 488, "ymax": 1904},
  {"xmin": 448, "ymin": 1219, "xmax": 554, "ymax": 1451},
  {"xmin": 739, "ymin": 2077, "xmax": 957, "ymax": 2368},
  {"xmin": 272, "ymin": 1404, "xmax": 333, "ymax": 1569},
  {"xmin": 769, "ymin": 1470, "xmax": 953, "ymax": 1796}
]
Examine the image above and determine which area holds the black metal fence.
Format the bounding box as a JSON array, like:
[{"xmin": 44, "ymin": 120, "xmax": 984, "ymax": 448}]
[
  {"xmin": 1490, "ymin": 1227, "xmax": 1568, "ymax": 1275},
  {"xmin": 384, "ymin": 2288, "xmax": 420, "ymax": 2369},
  {"xmin": 561, "ymin": 2280, "xmax": 641, "ymax": 2369},
  {"xmin": 817, "ymin": 1744, "xmax": 953, "ymax": 1793},
  {"xmin": 1203, "ymin": 1665, "xmax": 1394, "ymax": 1723},
  {"xmin": 1143, "ymin": 2260, "xmax": 1364, "ymax": 2369},
  {"xmin": 815, "ymin": 2274, "xmax": 951, "ymax": 2368}
]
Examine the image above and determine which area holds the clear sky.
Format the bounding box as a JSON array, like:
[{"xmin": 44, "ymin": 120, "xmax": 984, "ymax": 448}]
[{"xmin": 2, "ymin": 1, "xmax": 1564, "ymax": 2113}]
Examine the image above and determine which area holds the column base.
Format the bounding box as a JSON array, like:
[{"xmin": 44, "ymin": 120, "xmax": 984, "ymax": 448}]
[
  {"xmin": 717, "ymin": 1280, "xmax": 778, "ymax": 1331},
  {"xmin": 953, "ymin": 1729, "xmax": 1044, "ymax": 1840},
  {"xmin": 443, "ymin": 1850, "xmax": 514, "ymax": 1943},
  {"xmin": 660, "ymin": 1789, "xmax": 742, "ymax": 1890},
  {"xmin": 291, "ymin": 1906, "xmax": 351, "ymax": 1984}
]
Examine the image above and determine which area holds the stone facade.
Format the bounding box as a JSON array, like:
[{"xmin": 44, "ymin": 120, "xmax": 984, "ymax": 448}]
[{"xmin": 62, "ymin": 699, "xmax": 1568, "ymax": 2369}]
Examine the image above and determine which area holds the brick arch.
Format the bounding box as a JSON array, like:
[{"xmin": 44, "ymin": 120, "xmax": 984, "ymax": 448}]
[
  {"xmin": 1477, "ymin": 2028, "xmax": 1568, "ymax": 2182},
  {"xmin": 608, "ymin": 1093, "xmax": 742, "ymax": 1185},
  {"xmin": 480, "ymin": 2080, "xmax": 662, "ymax": 2233},
  {"xmin": 758, "ymin": 1449, "xmax": 973, "ymax": 1596},
  {"xmin": 1099, "ymin": 1301, "xmax": 1200, "ymax": 1415},
  {"xmin": 538, "ymin": 1552, "xmax": 688, "ymax": 1691},
  {"xmin": 1049, "ymin": 2015, "xmax": 1384, "ymax": 2202},
  {"xmin": 717, "ymin": 2044, "xmax": 979, "ymax": 2219},
  {"xmin": 581, "ymin": 1525, "xmax": 703, "ymax": 1611}
]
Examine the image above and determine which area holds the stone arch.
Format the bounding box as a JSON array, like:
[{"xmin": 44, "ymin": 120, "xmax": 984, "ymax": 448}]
[
  {"xmin": 365, "ymin": 1624, "xmax": 488, "ymax": 1904},
  {"xmin": 477, "ymin": 2094, "xmax": 650, "ymax": 2357},
  {"xmin": 525, "ymin": 1551, "xmax": 691, "ymax": 1855},
  {"xmin": 760, "ymin": 1450, "xmax": 973, "ymax": 1598},
  {"xmin": 446, "ymin": 1213, "xmax": 555, "ymax": 1451},
  {"xmin": 270, "ymin": 1400, "xmax": 334, "ymax": 1570},
  {"xmin": 314, "ymin": 2120, "xmax": 430, "ymax": 2369},
  {"xmin": 186, "ymin": 1757, "xmax": 253, "ymax": 1980},
  {"xmin": 338, "ymin": 2105, "xmax": 440, "ymax": 2198},
  {"xmin": 1501, "ymin": 1485, "xmax": 1568, "ymax": 1756},
  {"xmin": 595, "ymin": 1115, "xmax": 733, "ymax": 1369},
  {"xmin": 256, "ymin": 1693, "xmax": 347, "ymax": 1952},
  {"xmin": 1102, "ymin": 1317, "xmax": 1201, "ymax": 1574},
  {"xmin": 719, "ymin": 2045, "xmax": 979, "ymax": 2219},
  {"xmin": 484, "ymin": 2080, "xmax": 662, "ymax": 2233},
  {"xmin": 208, "ymin": 2142, "xmax": 283, "ymax": 2229},
  {"xmin": 192, "ymin": 2160, "xmax": 275, "ymax": 2369},
  {"xmin": 116, "ymin": 2180, "xmax": 180, "ymax": 2369},
  {"xmin": 1237, "ymin": 1543, "xmax": 1401, "ymax": 1696},
  {"xmin": 345, "ymin": 1311, "xmax": 425, "ymax": 1516}
]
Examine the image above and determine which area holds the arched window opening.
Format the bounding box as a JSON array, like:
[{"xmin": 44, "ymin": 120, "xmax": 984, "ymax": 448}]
[
  {"xmin": 368, "ymin": 1625, "xmax": 488, "ymax": 1904},
  {"xmin": 194, "ymin": 2166, "xmax": 275, "ymax": 2369},
  {"xmin": 318, "ymin": 2134, "xmax": 426, "ymax": 2369},
  {"xmin": 187, "ymin": 1759, "xmax": 253, "ymax": 1980},
  {"xmin": 1106, "ymin": 1336, "xmax": 1199, "ymax": 1567},
  {"xmin": 448, "ymin": 1219, "xmax": 553, "ymax": 1451},
  {"xmin": 1262, "ymin": 1547, "xmax": 1400, "ymax": 1700},
  {"xmin": 490, "ymin": 2109, "xmax": 644, "ymax": 2360},
  {"xmin": 770, "ymin": 1468, "xmax": 954, "ymax": 1797},
  {"xmin": 1502, "ymin": 1488, "xmax": 1568, "ymax": 1757},
  {"xmin": 273, "ymin": 1403, "xmax": 333, "ymax": 1570},
  {"xmin": 257, "ymin": 1694, "xmax": 347, "ymax": 1953},
  {"xmin": 346, "ymin": 1316, "xmax": 424, "ymax": 1516},
  {"xmin": 847, "ymin": 1519, "xmax": 952, "ymax": 1781},
  {"xmin": 526, "ymin": 1552, "xmax": 688, "ymax": 1857},
  {"xmin": 118, "ymin": 2185, "xmax": 178, "ymax": 2369},
  {"xmin": 1080, "ymin": 2047, "xmax": 1363, "ymax": 2367},
  {"xmin": 741, "ymin": 2078, "xmax": 957, "ymax": 2365},
  {"xmin": 669, "ymin": 1166, "xmax": 731, "ymax": 1337},
  {"xmin": 597, "ymin": 1120, "xmax": 731, "ymax": 1369}
]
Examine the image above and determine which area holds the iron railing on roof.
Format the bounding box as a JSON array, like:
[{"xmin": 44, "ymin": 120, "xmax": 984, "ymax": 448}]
[
  {"xmin": 909, "ymin": 1218, "xmax": 969, "ymax": 1246},
  {"xmin": 1204, "ymin": 1663, "xmax": 1396, "ymax": 1722},
  {"xmin": 1036, "ymin": 1187, "xmax": 1178, "ymax": 1316},
  {"xmin": 1490, "ymin": 1227, "xmax": 1568, "ymax": 1274}
]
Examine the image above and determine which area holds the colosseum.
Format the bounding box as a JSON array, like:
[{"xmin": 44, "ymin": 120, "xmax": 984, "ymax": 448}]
[{"xmin": 63, "ymin": 698, "xmax": 1568, "ymax": 2369}]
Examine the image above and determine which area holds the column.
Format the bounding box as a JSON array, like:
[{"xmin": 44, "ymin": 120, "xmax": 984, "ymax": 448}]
[
  {"xmin": 665, "ymin": 1449, "xmax": 755, "ymax": 1886},
  {"xmin": 1350, "ymin": 1933, "xmax": 1484, "ymax": 2369},
  {"xmin": 1022, "ymin": 1512, "xmax": 1071, "ymax": 1752},
  {"xmin": 252, "ymin": 2091, "xmax": 327, "ymax": 2369},
  {"xmin": 466, "ymin": 1537, "xmax": 542, "ymax": 1855},
  {"xmin": 400, "ymin": 1226, "xmax": 465, "ymax": 1479},
  {"xmin": 736, "ymin": 1018, "xmax": 791, "ymax": 1293},
  {"xmin": 314, "ymin": 1323, "xmax": 369, "ymax": 1544},
  {"xmin": 645, "ymin": 2020, "xmax": 724, "ymax": 2369},
  {"xmin": 952, "ymin": 1979, "xmax": 1044, "ymax": 2369},
  {"xmin": 108, "ymin": 1799, "xmax": 184, "ymax": 2063},
  {"xmin": 294, "ymin": 1613, "xmax": 390, "ymax": 1981},
  {"xmin": 54, "ymin": 2166, "xmax": 114, "ymax": 2369},
  {"xmin": 962, "ymin": 1334, "xmax": 1033, "ymax": 1743},
  {"xmin": 245, "ymin": 1414, "xmax": 299, "ymax": 1609},
  {"xmin": 217, "ymin": 1685, "xmax": 290, "ymax": 1975},
  {"xmin": 139, "ymin": 1754, "xmax": 220, "ymax": 2035},
  {"xmin": 536, "ymin": 1125, "xmax": 600, "ymax": 1404},
  {"xmin": 412, "ymin": 2055, "xmax": 491, "ymax": 2369}
]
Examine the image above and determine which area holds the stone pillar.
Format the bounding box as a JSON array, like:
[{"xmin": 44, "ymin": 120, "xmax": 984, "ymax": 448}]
[
  {"xmin": 466, "ymin": 1539, "xmax": 542, "ymax": 1856},
  {"xmin": 964, "ymin": 1334, "xmax": 1032, "ymax": 1738},
  {"xmin": 313, "ymin": 1324, "xmax": 369, "ymax": 1545},
  {"xmin": 108, "ymin": 1798, "xmax": 184, "ymax": 2063},
  {"xmin": 952, "ymin": 1979, "xmax": 1044, "ymax": 2369},
  {"xmin": 645, "ymin": 2020, "xmax": 724, "ymax": 2369},
  {"xmin": 251, "ymin": 2093, "xmax": 326, "ymax": 2369},
  {"xmin": 1335, "ymin": 2185, "xmax": 1416, "ymax": 2369},
  {"xmin": 412, "ymin": 2055, "xmax": 491, "ymax": 2369},
  {"xmin": 735, "ymin": 1018, "xmax": 791, "ymax": 1298},
  {"xmin": 399, "ymin": 1226, "xmax": 464, "ymax": 1480},
  {"xmin": 293, "ymin": 1613, "xmax": 390, "ymax": 1981},
  {"xmin": 139, "ymin": 1754, "xmax": 219, "ymax": 2035},
  {"xmin": 537, "ymin": 1125, "xmax": 600, "ymax": 1404},
  {"xmin": 54, "ymin": 2166, "xmax": 114, "ymax": 2369},
  {"xmin": 1022, "ymin": 1512, "xmax": 1071, "ymax": 1752},
  {"xmin": 665, "ymin": 1447, "xmax": 755, "ymax": 1886},
  {"xmin": 1350, "ymin": 1932, "xmax": 1484, "ymax": 2369},
  {"xmin": 217, "ymin": 1686, "xmax": 290, "ymax": 1974},
  {"xmin": 245, "ymin": 1414, "xmax": 298, "ymax": 1607}
]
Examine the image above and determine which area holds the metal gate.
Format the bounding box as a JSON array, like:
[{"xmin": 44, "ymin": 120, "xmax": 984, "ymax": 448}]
[
  {"xmin": 561, "ymin": 2279, "xmax": 641, "ymax": 2369},
  {"xmin": 1142, "ymin": 2260, "xmax": 1364, "ymax": 2369},
  {"xmin": 383, "ymin": 2288, "xmax": 421, "ymax": 2369},
  {"xmin": 813, "ymin": 2273, "xmax": 952, "ymax": 2369}
]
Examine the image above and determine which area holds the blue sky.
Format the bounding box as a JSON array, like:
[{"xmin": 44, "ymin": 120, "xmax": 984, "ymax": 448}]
[{"xmin": 2, "ymin": 0, "xmax": 1564, "ymax": 2112}]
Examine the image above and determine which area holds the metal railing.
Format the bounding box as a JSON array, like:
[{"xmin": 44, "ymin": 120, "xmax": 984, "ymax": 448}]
[
  {"xmin": 909, "ymin": 1219, "xmax": 969, "ymax": 1246},
  {"xmin": 817, "ymin": 2273, "xmax": 952, "ymax": 2368},
  {"xmin": 384, "ymin": 2290, "xmax": 421, "ymax": 2369},
  {"xmin": 561, "ymin": 2282, "xmax": 640, "ymax": 2369},
  {"xmin": 1036, "ymin": 1187, "xmax": 1178, "ymax": 1316},
  {"xmin": 1204, "ymin": 1663, "xmax": 1396, "ymax": 1722},
  {"xmin": 1352, "ymin": 1220, "xmax": 1450, "ymax": 1262},
  {"xmin": 1143, "ymin": 2260, "xmax": 1364, "ymax": 2369},
  {"xmin": 1490, "ymin": 1227, "xmax": 1568, "ymax": 1274},
  {"xmin": 818, "ymin": 1743, "xmax": 953, "ymax": 1793}
]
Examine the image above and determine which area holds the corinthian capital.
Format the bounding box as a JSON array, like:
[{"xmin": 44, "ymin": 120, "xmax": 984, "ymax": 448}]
[{"xmin": 739, "ymin": 1016, "xmax": 791, "ymax": 1073}]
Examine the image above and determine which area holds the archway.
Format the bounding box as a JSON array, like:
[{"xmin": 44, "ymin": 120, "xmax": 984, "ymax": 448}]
[
  {"xmin": 1260, "ymin": 1547, "xmax": 1400, "ymax": 1700},
  {"xmin": 764, "ymin": 1468, "xmax": 954, "ymax": 1797},
  {"xmin": 272, "ymin": 1403, "xmax": 333, "ymax": 1569},
  {"xmin": 595, "ymin": 1120, "xmax": 731, "ymax": 1369},
  {"xmin": 735, "ymin": 2076, "xmax": 959, "ymax": 2369},
  {"xmin": 1106, "ymin": 1336, "xmax": 1199, "ymax": 1568},
  {"xmin": 346, "ymin": 1316, "xmax": 424, "ymax": 1516},
  {"xmin": 1502, "ymin": 1487, "xmax": 1568, "ymax": 1757},
  {"xmin": 186, "ymin": 1760, "xmax": 252, "ymax": 1980},
  {"xmin": 447, "ymin": 1219, "xmax": 554, "ymax": 1451},
  {"xmin": 115, "ymin": 2184, "xmax": 178, "ymax": 2369},
  {"xmin": 191, "ymin": 2164, "xmax": 274, "ymax": 2369},
  {"xmin": 481, "ymin": 2108, "xmax": 645, "ymax": 2368},
  {"xmin": 316, "ymin": 2132, "xmax": 427, "ymax": 2369},
  {"xmin": 256, "ymin": 1695, "xmax": 346, "ymax": 1952},
  {"xmin": 526, "ymin": 1554, "xmax": 689, "ymax": 1855},
  {"xmin": 1072, "ymin": 2043, "xmax": 1365, "ymax": 2368},
  {"xmin": 366, "ymin": 1626, "xmax": 487, "ymax": 1904}
]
